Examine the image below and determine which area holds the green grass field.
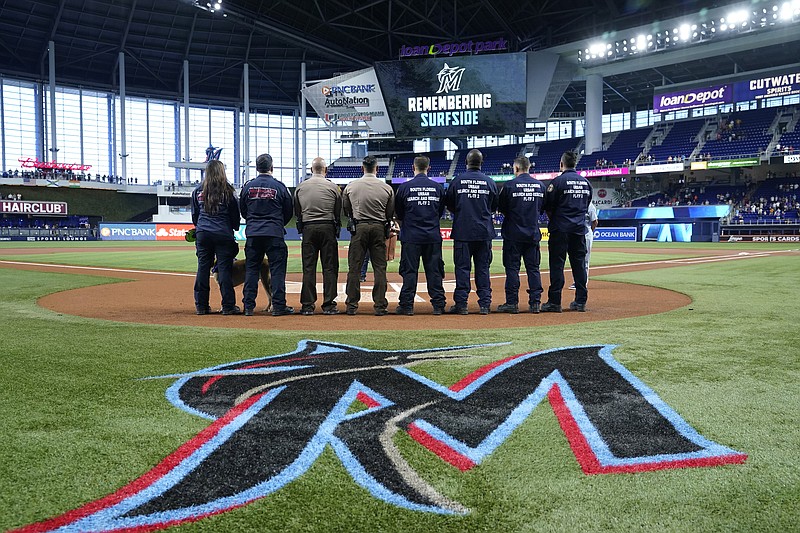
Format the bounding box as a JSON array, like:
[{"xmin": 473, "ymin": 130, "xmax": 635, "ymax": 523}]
[{"xmin": 1, "ymin": 241, "xmax": 799, "ymax": 532}]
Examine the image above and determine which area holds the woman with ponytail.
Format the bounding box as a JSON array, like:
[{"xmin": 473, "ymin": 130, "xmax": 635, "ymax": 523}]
[{"xmin": 190, "ymin": 160, "xmax": 242, "ymax": 315}]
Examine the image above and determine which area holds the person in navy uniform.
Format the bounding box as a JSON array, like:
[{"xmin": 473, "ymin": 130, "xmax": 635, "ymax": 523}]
[
  {"xmin": 496, "ymin": 155, "xmax": 546, "ymax": 314},
  {"xmin": 443, "ymin": 149, "xmax": 498, "ymax": 315},
  {"xmin": 191, "ymin": 160, "xmax": 241, "ymax": 315},
  {"xmin": 541, "ymin": 151, "xmax": 592, "ymax": 312},
  {"xmin": 239, "ymin": 153, "xmax": 294, "ymax": 316},
  {"xmin": 394, "ymin": 155, "xmax": 447, "ymax": 316}
]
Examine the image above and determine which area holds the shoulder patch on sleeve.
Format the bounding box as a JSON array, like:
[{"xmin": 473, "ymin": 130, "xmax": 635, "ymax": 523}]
[{"xmin": 547, "ymin": 183, "xmax": 554, "ymax": 193}]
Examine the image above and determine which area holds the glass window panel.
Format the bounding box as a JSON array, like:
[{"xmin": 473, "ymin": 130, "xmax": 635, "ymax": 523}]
[
  {"xmin": 148, "ymin": 100, "xmax": 176, "ymax": 184},
  {"xmin": 3, "ymin": 80, "xmax": 38, "ymax": 170},
  {"xmin": 81, "ymin": 91, "xmax": 111, "ymax": 176}
]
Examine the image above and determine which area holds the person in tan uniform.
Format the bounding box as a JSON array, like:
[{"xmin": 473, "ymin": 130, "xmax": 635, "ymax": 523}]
[
  {"xmin": 294, "ymin": 157, "xmax": 342, "ymax": 315},
  {"xmin": 342, "ymin": 155, "xmax": 394, "ymax": 316}
]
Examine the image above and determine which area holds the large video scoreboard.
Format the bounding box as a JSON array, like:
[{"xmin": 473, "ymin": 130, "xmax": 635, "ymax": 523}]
[{"xmin": 374, "ymin": 53, "xmax": 527, "ymax": 139}]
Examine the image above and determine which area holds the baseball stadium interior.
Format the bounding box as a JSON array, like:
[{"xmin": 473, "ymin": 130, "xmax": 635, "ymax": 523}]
[{"xmin": 1, "ymin": 0, "xmax": 800, "ymax": 243}]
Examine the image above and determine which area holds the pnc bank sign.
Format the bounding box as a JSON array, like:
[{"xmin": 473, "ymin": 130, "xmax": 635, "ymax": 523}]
[{"xmin": 99, "ymin": 223, "xmax": 193, "ymax": 241}]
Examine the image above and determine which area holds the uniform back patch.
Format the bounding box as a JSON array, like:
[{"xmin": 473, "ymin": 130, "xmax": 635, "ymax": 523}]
[{"xmin": 13, "ymin": 341, "xmax": 746, "ymax": 532}]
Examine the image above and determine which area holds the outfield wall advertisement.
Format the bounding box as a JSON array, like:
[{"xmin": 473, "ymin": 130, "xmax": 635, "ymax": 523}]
[
  {"xmin": 593, "ymin": 227, "xmax": 636, "ymax": 241},
  {"xmin": 100, "ymin": 223, "xmax": 303, "ymax": 242},
  {"xmin": 100, "ymin": 223, "xmax": 193, "ymax": 241}
]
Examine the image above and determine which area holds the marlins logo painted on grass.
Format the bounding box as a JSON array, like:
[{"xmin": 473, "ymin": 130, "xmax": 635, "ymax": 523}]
[{"xmin": 14, "ymin": 341, "xmax": 747, "ymax": 532}]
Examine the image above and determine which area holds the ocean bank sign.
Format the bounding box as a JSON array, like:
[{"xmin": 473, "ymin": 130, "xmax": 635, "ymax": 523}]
[{"xmin": 594, "ymin": 227, "xmax": 636, "ymax": 241}]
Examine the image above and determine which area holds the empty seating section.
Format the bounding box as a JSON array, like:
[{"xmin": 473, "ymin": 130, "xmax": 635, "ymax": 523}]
[
  {"xmin": 631, "ymin": 193, "xmax": 669, "ymax": 207},
  {"xmin": 452, "ymin": 144, "xmax": 525, "ymax": 176},
  {"xmin": 702, "ymin": 108, "xmax": 776, "ymax": 159},
  {"xmin": 646, "ymin": 119, "xmax": 705, "ymax": 162},
  {"xmin": 776, "ymin": 130, "xmax": 800, "ymax": 153},
  {"xmin": 530, "ymin": 138, "xmax": 582, "ymax": 172},
  {"xmin": 578, "ymin": 128, "xmax": 650, "ymax": 169},
  {"xmin": 327, "ymin": 165, "xmax": 388, "ymax": 180},
  {"xmin": 393, "ymin": 151, "xmax": 451, "ymax": 178}
]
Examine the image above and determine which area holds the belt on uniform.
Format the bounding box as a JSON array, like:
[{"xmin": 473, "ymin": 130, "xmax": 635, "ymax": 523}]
[
  {"xmin": 302, "ymin": 220, "xmax": 337, "ymax": 225},
  {"xmin": 356, "ymin": 219, "xmax": 385, "ymax": 224}
]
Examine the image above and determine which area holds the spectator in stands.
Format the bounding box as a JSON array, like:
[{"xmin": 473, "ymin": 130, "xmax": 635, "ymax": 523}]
[
  {"xmin": 343, "ymin": 155, "xmax": 395, "ymax": 316},
  {"xmin": 191, "ymin": 159, "xmax": 241, "ymax": 316},
  {"xmin": 541, "ymin": 151, "xmax": 592, "ymax": 313},
  {"xmin": 240, "ymin": 153, "xmax": 295, "ymax": 316},
  {"xmin": 394, "ymin": 155, "xmax": 447, "ymax": 316},
  {"xmin": 294, "ymin": 156, "xmax": 342, "ymax": 316},
  {"xmin": 496, "ymin": 156, "xmax": 545, "ymax": 314},
  {"xmin": 444, "ymin": 149, "xmax": 498, "ymax": 315}
]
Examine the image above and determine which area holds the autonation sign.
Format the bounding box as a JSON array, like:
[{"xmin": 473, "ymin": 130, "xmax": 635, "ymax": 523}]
[{"xmin": 654, "ymin": 84, "xmax": 732, "ymax": 113}]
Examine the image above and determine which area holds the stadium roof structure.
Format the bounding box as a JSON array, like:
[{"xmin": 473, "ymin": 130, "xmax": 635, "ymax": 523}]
[{"xmin": 1, "ymin": 0, "xmax": 799, "ymax": 116}]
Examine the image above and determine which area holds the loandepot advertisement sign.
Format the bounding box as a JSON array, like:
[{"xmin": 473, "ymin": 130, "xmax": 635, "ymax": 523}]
[
  {"xmin": 654, "ymin": 84, "xmax": 732, "ymax": 113},
  {"xmin": 302, "ymin": 68, "xmax": 394, "ymax": 134},
  {"xmin": 654, "ymin": 69, "xmax": 800, "ymax": 113}
]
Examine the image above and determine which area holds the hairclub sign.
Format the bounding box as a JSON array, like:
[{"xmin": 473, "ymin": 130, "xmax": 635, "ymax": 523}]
[{"xmin": 0, "ymin": 200, "xmax": 68, "ymax": 216}]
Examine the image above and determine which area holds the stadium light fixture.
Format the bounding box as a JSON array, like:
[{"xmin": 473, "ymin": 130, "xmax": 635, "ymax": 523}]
[
  {"xmin": 577, "ymin": 1, "xmax": 800, "ymax": 64},
  {"xmin": 192, "ymin": 0, "xmax": 223, "ymax": 14}
]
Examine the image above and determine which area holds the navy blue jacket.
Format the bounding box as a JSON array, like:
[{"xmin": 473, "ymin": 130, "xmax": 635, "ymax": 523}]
[
  {"xmin": 498, "ymin": 173, "xmax": 545, "ymax": 242},
  {"xmin": 191, "ymin": 186, "xmax": 241, "ymax": 235},
  {"xmin": 239, "ymin": 173, "xmax": 294, "ymax": 238},
  {"xmin": 444, "ymin": 168, "xmax": 498, "ymax": 241},
  {"xmin": 543, "ymin": 169, "xmax": 592, "ymax": 234},
  {"xmin": 395, "ymin": 173, "xmax": 445, "ymax": 244}
]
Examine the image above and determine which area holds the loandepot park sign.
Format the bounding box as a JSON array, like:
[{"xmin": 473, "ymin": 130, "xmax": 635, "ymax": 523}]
[
  {"xmin": 16, "ymin": 340, "xmax": 746, "ymax": 533},
  {"xmin": 399, "ymin": 38, "xmax": 509, "ymax": 58}
]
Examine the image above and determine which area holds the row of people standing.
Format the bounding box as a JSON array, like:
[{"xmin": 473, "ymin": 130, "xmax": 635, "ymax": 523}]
[{"xmin": 191, "ymin": 150, "xmax": 593, "ymax": 316}]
